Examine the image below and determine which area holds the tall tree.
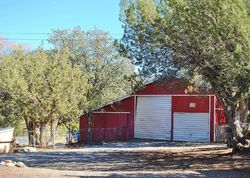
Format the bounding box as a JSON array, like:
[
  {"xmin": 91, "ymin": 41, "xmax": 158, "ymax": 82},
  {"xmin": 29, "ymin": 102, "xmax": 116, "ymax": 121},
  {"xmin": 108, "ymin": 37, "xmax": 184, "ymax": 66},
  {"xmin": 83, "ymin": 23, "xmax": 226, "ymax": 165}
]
[
  {"xmin": 121, "ymin": 0, "xmax": 250, "ymax": 150},
  {"xmin": 49, "ymin": 27, "xmax": 135, "ymax": 144},
  {"xmin": 0, "ymin": 48, "xmax": 88, "ymax": 146},
  {"xmin": 0, "ymin": 40, "xmax": 28, "ymax": 136}
]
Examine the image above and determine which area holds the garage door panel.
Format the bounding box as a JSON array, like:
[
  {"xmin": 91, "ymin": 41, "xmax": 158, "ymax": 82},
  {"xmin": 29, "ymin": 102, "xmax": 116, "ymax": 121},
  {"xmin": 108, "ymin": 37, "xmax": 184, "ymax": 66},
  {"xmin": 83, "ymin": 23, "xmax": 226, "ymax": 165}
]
[
  {"xmin": 135, "ymin": 96, "xmax": 171, "ymax": 140},
  {"xmin": 173, "ymin": 113, "xmax": 210, "ymax": 142}
]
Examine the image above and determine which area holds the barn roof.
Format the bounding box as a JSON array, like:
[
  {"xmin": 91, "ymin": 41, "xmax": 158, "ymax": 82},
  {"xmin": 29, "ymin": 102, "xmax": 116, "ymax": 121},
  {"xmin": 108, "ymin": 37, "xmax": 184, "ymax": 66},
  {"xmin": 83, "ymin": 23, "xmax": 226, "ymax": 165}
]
[{"xmin": 89, "ymin": 78, "xmax": 190, "ymax": 113}]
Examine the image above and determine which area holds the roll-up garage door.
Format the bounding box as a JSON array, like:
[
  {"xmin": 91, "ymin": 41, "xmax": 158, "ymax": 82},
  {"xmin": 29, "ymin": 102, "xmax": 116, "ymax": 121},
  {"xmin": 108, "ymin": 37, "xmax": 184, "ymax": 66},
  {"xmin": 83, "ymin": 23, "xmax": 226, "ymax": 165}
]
[
  {"xmin": 173, "ymin": 112, "xmax": 210, "ymax": 142},
  {"xmin": 135, "ymin": 96, "xmax": 172, "ymax": 140}
]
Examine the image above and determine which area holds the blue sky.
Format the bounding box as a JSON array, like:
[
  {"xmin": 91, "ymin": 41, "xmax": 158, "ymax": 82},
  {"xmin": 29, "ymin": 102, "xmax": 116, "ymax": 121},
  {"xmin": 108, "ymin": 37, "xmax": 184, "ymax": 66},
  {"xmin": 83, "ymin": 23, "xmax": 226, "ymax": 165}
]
[{"xmin": 0, "ymin": 0, "xmax": 123, "ymax": 49}]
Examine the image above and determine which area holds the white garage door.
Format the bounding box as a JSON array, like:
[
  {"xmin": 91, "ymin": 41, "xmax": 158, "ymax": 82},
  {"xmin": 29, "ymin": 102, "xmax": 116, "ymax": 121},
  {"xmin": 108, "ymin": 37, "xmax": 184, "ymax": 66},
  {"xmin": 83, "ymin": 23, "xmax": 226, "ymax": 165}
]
[
  {"xmin": 173, "ymin": 112, "xmax": 210, "ymax": 142},
  {"xmin": 135, "ymin": 96, "xmax": 172, "ymax": 140}
]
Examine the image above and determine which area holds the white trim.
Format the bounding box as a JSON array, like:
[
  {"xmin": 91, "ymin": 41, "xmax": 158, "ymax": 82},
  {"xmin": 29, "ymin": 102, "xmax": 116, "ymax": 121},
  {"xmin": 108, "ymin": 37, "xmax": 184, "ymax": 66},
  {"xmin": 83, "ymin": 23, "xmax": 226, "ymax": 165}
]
[
  {"xmin": 133, "ymin": 96, "xmax": 137, "ymax": 122},
  {"xmin": 209, "ymin": 95, "xmax": 211, "ymax": 142},
  {"xmin": 172, "ymin": 112, "xmax": 209, "ymax": 114},
  {"xmin": 93, "ymin": 112, "xmax": 130, "ymax": 114},
  {"xmin": 135, "ymin": 95, "xmax": 137, "ymax": 138},
  {"xmin": 132, "ymin": 94, "xmax": 215, "ymax": 97},
  {"xmin": 93, "ymin": 95, "xmax": 132, "ymax": 112},
  {"xmin": 215, "ymin": 108, "xmax": 224, "ymax": 110},
  {"xmin": 214, "ymin": 96, "xmax": 216, "ymax": 142}
]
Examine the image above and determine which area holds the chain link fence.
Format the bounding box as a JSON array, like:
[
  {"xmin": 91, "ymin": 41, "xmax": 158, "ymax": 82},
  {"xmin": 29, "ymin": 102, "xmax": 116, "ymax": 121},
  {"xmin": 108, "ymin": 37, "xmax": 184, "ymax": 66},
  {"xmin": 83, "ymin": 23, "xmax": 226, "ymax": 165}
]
[
  {"xmin": 14, "ymin": 126, "xmax": 129, "ymax": 147},
  {"xmin": 15, "ymin": 127, "xmax": 68, "ymax": 147}
]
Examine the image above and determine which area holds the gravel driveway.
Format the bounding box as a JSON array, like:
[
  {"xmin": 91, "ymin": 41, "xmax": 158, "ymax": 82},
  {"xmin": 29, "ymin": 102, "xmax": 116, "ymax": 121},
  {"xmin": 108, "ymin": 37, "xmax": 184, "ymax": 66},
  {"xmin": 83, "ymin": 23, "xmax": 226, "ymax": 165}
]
[{"xmin": 0, "ymin": 141, "xmax": 249, "ymax": 177}]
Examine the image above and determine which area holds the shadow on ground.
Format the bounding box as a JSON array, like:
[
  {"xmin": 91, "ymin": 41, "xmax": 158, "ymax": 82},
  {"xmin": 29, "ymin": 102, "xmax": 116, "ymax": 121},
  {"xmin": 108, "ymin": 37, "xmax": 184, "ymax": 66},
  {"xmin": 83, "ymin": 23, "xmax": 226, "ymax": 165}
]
[{"xmin": 0, "ymin": 145, "xmax": 249, "ymax": 173}]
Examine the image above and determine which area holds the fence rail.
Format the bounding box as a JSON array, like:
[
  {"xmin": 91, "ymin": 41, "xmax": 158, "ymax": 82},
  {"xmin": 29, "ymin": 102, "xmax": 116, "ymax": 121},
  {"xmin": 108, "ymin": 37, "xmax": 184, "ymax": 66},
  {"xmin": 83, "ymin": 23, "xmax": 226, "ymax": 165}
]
[
  {"xmin": 15, "ymin": 128, "xmax": 66, "ymax": 147},
  {"xmin": 79, "ymin": 127, "xmax": 128, "ymax": 144}
]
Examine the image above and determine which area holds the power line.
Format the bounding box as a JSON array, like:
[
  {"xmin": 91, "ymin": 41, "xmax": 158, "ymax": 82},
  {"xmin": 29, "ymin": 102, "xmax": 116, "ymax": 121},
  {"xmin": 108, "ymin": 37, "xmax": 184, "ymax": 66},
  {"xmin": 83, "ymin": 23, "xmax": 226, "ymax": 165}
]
[
  {"xmin": 0, "ymin": 32, "xmax": 50, "ymax": 35},
  {"xmin": 0, "ymin": 32, "xmax": 123, "ymax": 36},
  {"xmin": 0, "ymin": 38, "xmax": 123, "ymax": 41},
  {"xmin": 0, "ymin": 36, "xmax": 124, "ymax": 41},
  {"xmin": 0, "ymin": 30, "xmax": 124, "ymax": 42},
  {"xmin": 0, "ymin": 38, "xmax": 48, "ymax": 41},
  {"xmin": 0, "ymin": 32, "xmax": 124, "ymax": 41}
]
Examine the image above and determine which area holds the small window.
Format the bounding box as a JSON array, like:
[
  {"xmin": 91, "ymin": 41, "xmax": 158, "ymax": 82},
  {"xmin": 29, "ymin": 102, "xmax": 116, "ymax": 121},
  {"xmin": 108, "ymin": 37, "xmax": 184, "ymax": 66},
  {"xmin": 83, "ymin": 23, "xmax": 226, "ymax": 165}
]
[{"xmin": 189, "ymin": 102, "xmax": 196, "ymax": 108}]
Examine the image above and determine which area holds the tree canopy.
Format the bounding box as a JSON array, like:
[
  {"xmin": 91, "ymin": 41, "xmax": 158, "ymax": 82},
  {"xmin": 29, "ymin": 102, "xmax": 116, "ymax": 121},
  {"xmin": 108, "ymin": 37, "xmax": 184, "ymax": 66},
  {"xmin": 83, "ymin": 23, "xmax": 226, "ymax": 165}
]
[
  {"xmin": 121, "ymin": 0, "xmax": 250, "ymax": 110},
  {"xmin": 48, "ymin": 27, "xmax": 135, "ymax": 144},
  {"xmin": 0, "ymin": 28, "xmax": 135, "ymax": 146},
  {"xmin": 49, "ymin": 27, "xmax": 135, "ymax": 112},
  {"xmin": 0, "ymin": 47, "xmax": 88, "ymax": 145},
  {"xmin": 121, "ymin": 0, "xmax": 250, "ymax": 149}
]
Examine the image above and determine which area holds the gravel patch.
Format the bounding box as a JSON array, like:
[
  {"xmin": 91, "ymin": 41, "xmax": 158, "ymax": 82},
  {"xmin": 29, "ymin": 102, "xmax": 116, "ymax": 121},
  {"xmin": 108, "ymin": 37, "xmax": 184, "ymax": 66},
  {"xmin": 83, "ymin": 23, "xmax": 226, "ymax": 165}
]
[{"xmin": 0, "ymin": 141, "xmax": 249, "ymax": 178}]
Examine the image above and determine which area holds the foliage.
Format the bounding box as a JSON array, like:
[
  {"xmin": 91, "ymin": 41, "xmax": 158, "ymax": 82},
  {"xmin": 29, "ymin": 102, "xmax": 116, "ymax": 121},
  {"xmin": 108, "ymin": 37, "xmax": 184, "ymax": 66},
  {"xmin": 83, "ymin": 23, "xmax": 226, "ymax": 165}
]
[
  {"xmin": 49, "ymin": 27, "xmax": 135, "ymax": 112},
  {"xmin": 121, "ymin": 0, "xmax": 250, "ymax": 149},
  {"xmin": 48, "ymin": 27, "xmax": 136, "ymax": 144},
  {"xmin": 121, "ymin": 0, "xmax": 250, "ymax": 111},
  {"xmin": 0, "ymin": 47, "xmax": 88, "ymax": 145},
  {"xmin": 0, "ymin": 27, "xmax": 135, "ymax": 145}
]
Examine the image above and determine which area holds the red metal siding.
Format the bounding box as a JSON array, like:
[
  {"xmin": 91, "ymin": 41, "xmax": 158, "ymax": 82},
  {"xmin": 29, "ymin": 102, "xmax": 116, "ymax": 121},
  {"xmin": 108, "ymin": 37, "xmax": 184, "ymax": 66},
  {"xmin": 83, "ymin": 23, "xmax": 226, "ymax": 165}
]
[
  {"xmin": 79, "ymin": 115, "xmax": 88, "ymax": 143},
  {"xmin": 216, "ymin": 110, "xmax": 228, "ymax": 125},
  {"xmin": 79, "ymin": 79, "xmax": 229, "ymax": 143},
  {"xmin": 100, "ymin": 96, "xmax": 135, "ymax": 139},
  {"xmin": 215, "ymin": 97, "xmax": 228, "ymax": 125},
  {"xmin": 172, "ymin": 96, "xmax": 209, "ymax": 113},
  {"xmin": 93, "ymin": 114, "xmax": 106, "ymax": 128},
  {"xmin": 136, "ymin": 82, "xmax": 189, "ymax": 95},
  {"xmin": 101, "ymin": 96, "xmax": 134, "ymax": 112},
  {"xmin": 79, "ymin": 96, "xmax": 135, "ymax": 144},
  {"xmin": 79, "ymin": 113, "xmax": 130, "ymax": 144},
  {"xmin": 106, "ymin": 113, "xmax": 129, "ymax": 141}
]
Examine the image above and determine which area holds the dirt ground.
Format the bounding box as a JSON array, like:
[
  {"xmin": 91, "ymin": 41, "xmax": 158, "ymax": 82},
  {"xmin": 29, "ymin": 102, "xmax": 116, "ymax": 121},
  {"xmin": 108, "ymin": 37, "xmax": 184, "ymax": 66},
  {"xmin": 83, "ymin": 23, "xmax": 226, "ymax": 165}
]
[{"xmin": 0, "ymin": 141, "xmax": 250, "ymax": 178}]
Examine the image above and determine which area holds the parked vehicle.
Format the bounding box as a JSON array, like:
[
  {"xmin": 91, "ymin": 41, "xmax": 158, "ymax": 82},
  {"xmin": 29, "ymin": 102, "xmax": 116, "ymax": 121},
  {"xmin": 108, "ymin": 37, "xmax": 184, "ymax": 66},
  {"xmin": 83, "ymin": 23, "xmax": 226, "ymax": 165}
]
[{"xmin": 66, "ymin": 130, "xmax": 79, "ymax": 144}]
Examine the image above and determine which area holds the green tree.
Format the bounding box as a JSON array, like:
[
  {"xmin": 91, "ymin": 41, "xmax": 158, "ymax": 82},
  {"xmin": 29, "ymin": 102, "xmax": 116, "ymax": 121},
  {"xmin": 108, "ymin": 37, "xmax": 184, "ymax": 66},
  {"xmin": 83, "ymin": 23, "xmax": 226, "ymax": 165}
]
[
  {"xmin": 0, "ymin": 48, "xmax": 88, "ymax": 146},
  {"xmin": 49, "ymin": 27, "xmax": 135, "ymax": 144},
  {"xmin": 121, "ymin": 0, "xmax": 250, "ymax": 150},
  {"xmin": 0, "ymin": 39, "xmax": 29, "ymax": 137}
]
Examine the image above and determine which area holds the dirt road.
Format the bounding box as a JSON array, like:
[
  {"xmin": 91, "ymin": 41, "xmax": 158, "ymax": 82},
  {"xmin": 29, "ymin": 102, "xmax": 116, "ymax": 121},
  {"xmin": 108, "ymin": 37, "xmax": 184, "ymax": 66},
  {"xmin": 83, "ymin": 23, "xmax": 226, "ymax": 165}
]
[{"xmin": 0, "ymin": 141, "xmax": 249, "ymax": 177}]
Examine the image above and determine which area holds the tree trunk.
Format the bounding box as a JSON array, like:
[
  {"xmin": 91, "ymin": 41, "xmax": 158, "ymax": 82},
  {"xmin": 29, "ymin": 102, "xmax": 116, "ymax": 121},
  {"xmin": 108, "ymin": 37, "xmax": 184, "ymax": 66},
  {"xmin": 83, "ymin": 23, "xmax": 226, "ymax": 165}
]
[
  {"xmin": 225, "ymin": 104, "xmax": 250, "ymax": 152},
  {"xmin": 86, "ymin": 111, "xmax": 93, "ymax": 145},
  {"xmin": 25, "ymin": 119, "xmax": 35, "ymax": 146},
  {"xmin": 225, "ymin": 106, "xmax": 237, "ymax": 148},
  {"xmin": 27, "ymin": 123, "xmax": 33, "ymax": 146},
  {"xmin": 39, "ymin": 122, "xmax": 46, "ymax": 148},
  {"xmin": 27, "ymin": 127, "xmax": 34, "ymax": 146},
  {"xmin": 50, "ymin": 120, "xmax": 55, "ymax": 149}
]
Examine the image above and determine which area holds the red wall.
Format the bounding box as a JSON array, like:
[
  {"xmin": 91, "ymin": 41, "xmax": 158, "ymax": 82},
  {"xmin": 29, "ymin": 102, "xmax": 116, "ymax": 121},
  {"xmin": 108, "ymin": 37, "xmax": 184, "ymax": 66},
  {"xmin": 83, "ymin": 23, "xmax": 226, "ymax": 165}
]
[
  {"xmin": 101, "ymin": 96, "xmax": 134, "ymax": 112},
  {"xmin": 215, "ymin": 98, "xmax": 228, "ymax": 125},
  {"xmin": 79, "ymin": 113, "xmax": 130, "ymax": 143},
  {"xmin": 136, "ymin": 81, "xmax": 189, "ymax": 95},
  {"xmin": 79, "ymin": 80, "xmax": 228, "ymax": 144},
  {"xmin": 79, "ymin": 115, "xmax": 88, "ymax": 143},
  {"xmin": 79, "ymin": 96, "xmax": 135, "ymax": 144},
  {"xmin": 172, "ymin": 96, "xmax": 209, "ymax": 113},
  {"xmin": 101, "ymin": 96, "xmax": 135, "ymax": 139},
  {"xmin": 137, "ymin": 82, "xmax": 228, "ymax": 127}
]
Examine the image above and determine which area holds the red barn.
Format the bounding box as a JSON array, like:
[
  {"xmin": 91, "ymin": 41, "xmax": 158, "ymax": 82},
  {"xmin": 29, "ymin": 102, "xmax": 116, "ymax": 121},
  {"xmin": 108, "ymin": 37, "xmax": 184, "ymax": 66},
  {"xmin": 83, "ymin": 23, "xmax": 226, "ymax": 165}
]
[{"xmin": 79, "ymin": 80, "xmax": 228, "ymax": 144}]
